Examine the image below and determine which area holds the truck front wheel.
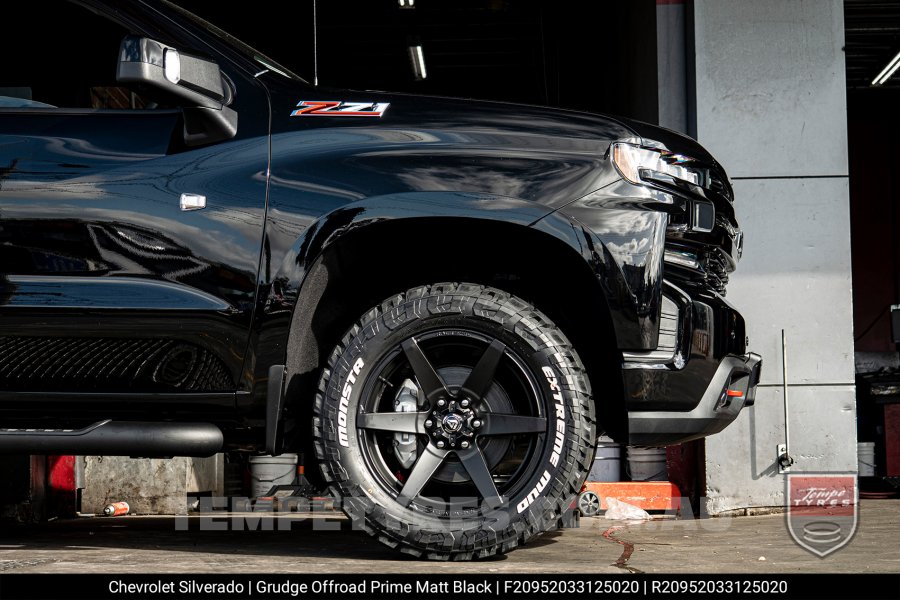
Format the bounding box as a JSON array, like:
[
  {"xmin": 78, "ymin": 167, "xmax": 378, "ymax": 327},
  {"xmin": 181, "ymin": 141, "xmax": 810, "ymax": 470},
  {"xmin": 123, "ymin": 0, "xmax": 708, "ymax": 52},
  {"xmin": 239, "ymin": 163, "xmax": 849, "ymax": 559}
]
[{"xmin": 313, "ymin": 282, "xmax": 595, "ymax": 559}]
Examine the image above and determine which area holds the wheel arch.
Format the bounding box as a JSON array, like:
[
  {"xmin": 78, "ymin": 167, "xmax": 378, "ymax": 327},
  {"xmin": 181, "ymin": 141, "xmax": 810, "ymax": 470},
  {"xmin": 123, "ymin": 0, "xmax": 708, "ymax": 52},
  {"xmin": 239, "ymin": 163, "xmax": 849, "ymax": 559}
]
[{"xmin": 275, "ymin": 194, "xmax": 629, "ymax": 466}]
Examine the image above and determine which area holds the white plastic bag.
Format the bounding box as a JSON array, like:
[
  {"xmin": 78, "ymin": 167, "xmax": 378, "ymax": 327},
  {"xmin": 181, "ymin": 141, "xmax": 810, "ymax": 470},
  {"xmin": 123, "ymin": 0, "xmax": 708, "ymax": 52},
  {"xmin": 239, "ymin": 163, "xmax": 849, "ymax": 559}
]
[{"xmin": 604, "ymin": 497, "xmax": 651, "ymax": 521}]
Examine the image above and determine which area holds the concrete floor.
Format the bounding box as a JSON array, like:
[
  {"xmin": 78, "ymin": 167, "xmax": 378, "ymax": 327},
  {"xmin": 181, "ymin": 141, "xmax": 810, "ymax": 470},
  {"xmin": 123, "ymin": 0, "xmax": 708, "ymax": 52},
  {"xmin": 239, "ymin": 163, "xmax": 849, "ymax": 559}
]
[{"xmin": 1, "ymin": 500, "xmax": 898, "ymax": 573}]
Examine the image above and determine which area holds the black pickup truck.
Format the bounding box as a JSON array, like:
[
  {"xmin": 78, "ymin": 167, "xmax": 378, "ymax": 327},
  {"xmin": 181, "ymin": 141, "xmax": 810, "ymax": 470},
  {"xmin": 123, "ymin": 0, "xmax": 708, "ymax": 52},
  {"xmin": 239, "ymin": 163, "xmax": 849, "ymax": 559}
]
[{"xmin": 0, "ymin": 0, "xmax": 760, "ymax": 559}]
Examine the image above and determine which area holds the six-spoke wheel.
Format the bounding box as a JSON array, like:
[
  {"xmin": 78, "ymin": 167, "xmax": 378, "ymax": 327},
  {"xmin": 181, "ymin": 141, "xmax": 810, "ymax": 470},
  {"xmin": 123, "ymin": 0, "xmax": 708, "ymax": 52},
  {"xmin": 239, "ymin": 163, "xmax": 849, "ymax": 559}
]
[{"xmin": 314, "ymin": 283, "xmax": 595, "ymax": 559}]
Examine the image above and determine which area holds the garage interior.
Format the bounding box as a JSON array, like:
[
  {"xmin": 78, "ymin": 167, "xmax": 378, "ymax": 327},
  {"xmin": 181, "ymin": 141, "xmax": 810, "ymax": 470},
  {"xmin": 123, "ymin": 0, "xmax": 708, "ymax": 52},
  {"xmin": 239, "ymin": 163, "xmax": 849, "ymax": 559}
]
[
  {"xmin": 2, "ymin": 0, "xmax": 899, "ymax": 571},
  {"xmin": 846, "ymin": 0, "xmax": 900, "ymax": 490}
]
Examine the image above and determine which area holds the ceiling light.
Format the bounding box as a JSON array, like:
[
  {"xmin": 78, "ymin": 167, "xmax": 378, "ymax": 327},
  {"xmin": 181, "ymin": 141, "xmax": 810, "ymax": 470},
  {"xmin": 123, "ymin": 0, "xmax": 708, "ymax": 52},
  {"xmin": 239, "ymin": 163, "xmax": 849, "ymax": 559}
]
[
  {"xmin": 408, "ymin": 45, "xmax": 427, "ymax": 80},
  {"xmin": 872, "ymin": 50, "xmax": 900, "ymax": 86}
]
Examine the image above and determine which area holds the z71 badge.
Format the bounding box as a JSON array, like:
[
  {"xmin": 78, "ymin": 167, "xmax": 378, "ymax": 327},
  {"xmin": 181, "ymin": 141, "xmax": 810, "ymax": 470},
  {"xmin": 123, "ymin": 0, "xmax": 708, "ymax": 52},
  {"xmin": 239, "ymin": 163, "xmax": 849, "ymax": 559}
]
[{"xmin": 291, "ymin": 100, "xmax": 390, "ymax": 117}]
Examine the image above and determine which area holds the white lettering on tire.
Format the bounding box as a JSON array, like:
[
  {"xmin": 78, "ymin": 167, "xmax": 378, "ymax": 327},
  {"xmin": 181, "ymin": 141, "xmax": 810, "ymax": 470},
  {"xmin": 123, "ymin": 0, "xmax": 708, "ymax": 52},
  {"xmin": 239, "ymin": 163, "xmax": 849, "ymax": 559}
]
[
  {"xmin": 542, "ymin": 366, "xmax": 566, "ymax": 468},
  {"xmin": 517, "ymin": 366, "xmax": 567, "ymax": 513},
  {"xmin": 517, "ymin": 470, "xmax": 551, "ymax": 514},
  {"xmin": 337, "ymin": 357, "xmax": 365, "ymax": 447}
]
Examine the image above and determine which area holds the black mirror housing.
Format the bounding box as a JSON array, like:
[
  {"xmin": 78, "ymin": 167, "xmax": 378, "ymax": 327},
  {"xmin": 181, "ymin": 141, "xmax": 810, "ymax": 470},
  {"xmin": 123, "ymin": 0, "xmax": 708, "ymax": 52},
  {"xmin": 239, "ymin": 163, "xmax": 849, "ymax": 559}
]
[{"xmin": 117, "ymin": 36, "xmax": 237, "ymax": 145}]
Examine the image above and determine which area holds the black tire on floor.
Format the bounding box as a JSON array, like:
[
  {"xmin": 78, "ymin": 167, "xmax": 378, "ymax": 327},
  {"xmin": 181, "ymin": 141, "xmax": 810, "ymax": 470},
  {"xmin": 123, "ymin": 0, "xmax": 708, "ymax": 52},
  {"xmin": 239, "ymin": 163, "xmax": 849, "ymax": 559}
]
[{"xmin": 313, "ymin": 283, "xmax": 596, "ymax": 560}]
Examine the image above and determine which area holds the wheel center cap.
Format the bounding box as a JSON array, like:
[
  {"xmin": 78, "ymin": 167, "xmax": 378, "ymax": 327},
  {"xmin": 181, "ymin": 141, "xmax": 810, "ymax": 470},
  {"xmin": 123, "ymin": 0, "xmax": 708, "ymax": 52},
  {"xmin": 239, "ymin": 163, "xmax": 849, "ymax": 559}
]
[{"xmin": 442, "ymin": 414, "xmax": 463, "ymax": 433}]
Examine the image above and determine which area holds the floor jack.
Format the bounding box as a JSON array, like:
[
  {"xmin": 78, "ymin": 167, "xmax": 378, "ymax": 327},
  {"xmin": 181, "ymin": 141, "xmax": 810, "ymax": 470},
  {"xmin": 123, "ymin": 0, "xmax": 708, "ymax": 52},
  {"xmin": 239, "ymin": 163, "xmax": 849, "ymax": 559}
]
[{"xmin": 233, "ymin": 462, "xmax": 337, "ymax": 513}]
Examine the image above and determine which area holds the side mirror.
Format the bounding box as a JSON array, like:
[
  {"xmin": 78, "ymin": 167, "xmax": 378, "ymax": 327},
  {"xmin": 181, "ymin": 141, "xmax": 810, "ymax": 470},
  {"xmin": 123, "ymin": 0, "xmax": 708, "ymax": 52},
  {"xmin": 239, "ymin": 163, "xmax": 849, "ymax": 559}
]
[{"xmin": 117, "ymin": 36, "xmax": 237, "ymax": 146}]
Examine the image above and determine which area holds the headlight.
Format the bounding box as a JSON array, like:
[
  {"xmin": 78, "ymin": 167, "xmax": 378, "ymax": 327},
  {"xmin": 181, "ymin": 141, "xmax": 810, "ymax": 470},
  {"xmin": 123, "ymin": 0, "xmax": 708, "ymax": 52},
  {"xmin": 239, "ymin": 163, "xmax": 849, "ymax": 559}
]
[
  {"xmin": 611, "ymin": 141, "xmax": 716, "ymax": 233},
  {"xmin": 610, "ymin": 142, "xmax": 705, "ymax": 188}
]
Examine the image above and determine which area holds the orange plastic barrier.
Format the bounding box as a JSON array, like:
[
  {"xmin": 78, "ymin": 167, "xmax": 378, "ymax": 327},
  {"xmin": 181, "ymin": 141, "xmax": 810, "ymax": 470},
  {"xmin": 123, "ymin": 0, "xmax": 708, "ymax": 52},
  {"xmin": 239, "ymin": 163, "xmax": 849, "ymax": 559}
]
[{"xmin": 583, "ymin": 481, "xmax": 681, "ymax": 511}]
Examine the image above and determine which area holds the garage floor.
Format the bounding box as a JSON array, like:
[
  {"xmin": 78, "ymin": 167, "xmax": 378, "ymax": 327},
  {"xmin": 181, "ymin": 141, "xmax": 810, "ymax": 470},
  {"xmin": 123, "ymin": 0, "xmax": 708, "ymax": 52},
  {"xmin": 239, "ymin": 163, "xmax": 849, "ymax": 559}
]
[{"xmin": 1, "ymin": 501, "xmax": 898, "ymax": 573}]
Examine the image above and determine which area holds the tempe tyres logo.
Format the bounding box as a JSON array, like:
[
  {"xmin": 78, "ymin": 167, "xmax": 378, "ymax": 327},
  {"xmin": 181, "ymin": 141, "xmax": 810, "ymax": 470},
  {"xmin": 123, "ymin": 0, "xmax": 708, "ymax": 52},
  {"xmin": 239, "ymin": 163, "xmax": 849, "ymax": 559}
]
[{"xmin": 786, "ymin": 473, "xmax": 858, "ymax": 557}]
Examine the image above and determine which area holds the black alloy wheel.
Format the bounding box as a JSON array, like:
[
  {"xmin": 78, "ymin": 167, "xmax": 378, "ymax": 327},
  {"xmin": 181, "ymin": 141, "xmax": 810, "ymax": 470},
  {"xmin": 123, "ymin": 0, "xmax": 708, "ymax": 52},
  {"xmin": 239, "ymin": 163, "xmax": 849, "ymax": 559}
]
[{"xmin": 314, "ymin": 283, "xmax": 596, "ymax": 560}]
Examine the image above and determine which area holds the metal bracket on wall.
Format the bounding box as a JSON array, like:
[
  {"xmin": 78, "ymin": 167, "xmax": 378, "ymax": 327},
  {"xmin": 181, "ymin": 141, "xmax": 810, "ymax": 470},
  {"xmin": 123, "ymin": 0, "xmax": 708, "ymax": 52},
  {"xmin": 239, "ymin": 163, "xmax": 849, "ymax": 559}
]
[
  {"xmin": 777, "ymin": 443, "xmax": 792, "ymax": 474},
  {"xmin": 777, "ymin": 329, "xmax": 795, "ymax": 474}
]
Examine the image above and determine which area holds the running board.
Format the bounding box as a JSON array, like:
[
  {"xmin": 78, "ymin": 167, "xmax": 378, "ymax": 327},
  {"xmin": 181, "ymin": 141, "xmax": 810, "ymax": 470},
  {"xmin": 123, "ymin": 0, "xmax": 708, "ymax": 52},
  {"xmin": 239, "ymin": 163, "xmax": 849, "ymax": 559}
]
[{"xmin": 0, "ymin": 420, "xmax": 223, "ymax": 457}]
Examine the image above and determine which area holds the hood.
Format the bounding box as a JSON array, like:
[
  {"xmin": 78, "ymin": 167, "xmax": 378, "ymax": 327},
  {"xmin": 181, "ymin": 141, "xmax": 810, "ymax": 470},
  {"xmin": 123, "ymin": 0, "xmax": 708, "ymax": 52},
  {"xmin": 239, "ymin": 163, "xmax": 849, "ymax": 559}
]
[
  {"xmin": 264, "ymin": 81, "xmax": 638, "ymax": 149},
  {"xmin": 259, "ymin": 80, "xmax": 649, "ymax": 209},
  {"xmin": 615, "ymin": 117, "xmax": 720, "ymax": 168}
]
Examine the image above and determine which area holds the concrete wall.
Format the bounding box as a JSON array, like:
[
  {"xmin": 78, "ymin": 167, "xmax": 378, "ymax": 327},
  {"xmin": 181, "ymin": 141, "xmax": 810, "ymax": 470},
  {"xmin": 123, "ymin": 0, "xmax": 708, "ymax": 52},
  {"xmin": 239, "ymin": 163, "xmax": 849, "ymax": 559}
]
[
  {"xmin": 691, "ymin": 0, "xmax": 857, "ymax": 513},
  {"xmin": 82, "ymin": 456, "xmax": 223, "ymax": 515}
]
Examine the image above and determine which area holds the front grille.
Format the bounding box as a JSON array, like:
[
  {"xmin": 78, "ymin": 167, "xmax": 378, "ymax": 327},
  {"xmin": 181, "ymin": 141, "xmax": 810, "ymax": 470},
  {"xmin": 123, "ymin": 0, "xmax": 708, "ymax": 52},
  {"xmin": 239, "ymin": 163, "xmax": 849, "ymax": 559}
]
[
  {"xmin": 702, "ymin": 251, "xmax": 730, "ymax": 295},
  {"xmin": 664, "ymin": 247, "xmax": 730, "ymax": 296}
]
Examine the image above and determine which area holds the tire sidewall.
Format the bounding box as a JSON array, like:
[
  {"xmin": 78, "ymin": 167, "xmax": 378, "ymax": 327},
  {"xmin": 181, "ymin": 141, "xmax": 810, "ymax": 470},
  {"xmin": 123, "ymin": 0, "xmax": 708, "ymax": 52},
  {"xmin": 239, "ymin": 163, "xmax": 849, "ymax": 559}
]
[{"xmin": 316, "ymin": 287, "xmax": 590, "ymax": 547}]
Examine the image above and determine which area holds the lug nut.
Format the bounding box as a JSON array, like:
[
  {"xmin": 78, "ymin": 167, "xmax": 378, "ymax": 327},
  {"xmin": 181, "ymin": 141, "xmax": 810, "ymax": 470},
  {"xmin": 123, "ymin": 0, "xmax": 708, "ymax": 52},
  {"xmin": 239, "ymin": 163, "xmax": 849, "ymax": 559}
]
[
  {"xmin": 425, "ymin": 419, "xmax": 433, "ymax": 428},
  {"xmin": 461, "ymin": 441, "xmax": 470, "ymax": 449},
  {"xmin": 437, "ymin": 441, "xmax": 445, "ymax": 448},
  {"xmin": 472, "ymin": 419, "xmax": 482, "ymax": 428},
  {"xmin": 437, "ymin": 399, "xmax": 446, "ymax": 407},
  {"xmin": 460, "ymin": 399, "xmax": 470, "ymax": 408}
]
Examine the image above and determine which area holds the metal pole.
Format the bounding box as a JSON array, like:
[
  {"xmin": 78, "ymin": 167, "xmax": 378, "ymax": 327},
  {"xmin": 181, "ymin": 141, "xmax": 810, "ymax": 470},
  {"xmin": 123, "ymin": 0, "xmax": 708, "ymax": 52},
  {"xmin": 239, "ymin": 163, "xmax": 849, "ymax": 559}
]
[
  {"xmin": 781, "ymin": 329, "xmax": 790, "ymax": 451},
  {"xmin": 779, "ymin": 329, "xmax": 794, "ymax": 472},
  {"xmin": 313, "ymin": 0, "xmax": 319, "ymax": 86}
]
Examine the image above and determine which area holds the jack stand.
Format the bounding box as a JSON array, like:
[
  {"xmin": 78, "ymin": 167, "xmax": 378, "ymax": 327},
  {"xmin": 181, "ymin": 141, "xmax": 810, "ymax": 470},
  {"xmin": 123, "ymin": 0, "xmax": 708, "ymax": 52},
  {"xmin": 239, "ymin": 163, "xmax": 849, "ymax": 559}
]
[{"xmin": 248, "ymin": 468, "xmax": 335, "ymax": 512}]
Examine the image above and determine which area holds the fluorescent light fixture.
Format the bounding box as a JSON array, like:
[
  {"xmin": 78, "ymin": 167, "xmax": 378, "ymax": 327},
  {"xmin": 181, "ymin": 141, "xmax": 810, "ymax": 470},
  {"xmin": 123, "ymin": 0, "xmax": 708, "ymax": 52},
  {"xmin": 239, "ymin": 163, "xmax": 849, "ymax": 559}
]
[
  {"xmin": 408, "ymin": 45, "xmax": 427, "ymax": 80},
  {"xmin": 872, "ymin": 50, "xmax": 900, "ymax": 86}
]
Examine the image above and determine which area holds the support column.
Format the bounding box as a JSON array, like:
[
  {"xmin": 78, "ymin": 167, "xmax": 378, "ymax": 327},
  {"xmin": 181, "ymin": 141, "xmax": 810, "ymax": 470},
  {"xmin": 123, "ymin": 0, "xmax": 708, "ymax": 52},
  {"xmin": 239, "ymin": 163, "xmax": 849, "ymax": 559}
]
[{"xmin": 691, "ymin": 0, "xmax": 856, "ymax": 513}]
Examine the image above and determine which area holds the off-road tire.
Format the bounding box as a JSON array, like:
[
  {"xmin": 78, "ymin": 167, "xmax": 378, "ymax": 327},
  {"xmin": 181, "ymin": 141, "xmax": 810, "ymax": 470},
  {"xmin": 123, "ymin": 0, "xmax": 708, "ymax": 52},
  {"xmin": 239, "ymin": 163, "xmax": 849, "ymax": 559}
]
[{"xmin": 313, "ymin": 282, "xmax": 596, "ymax": 560}]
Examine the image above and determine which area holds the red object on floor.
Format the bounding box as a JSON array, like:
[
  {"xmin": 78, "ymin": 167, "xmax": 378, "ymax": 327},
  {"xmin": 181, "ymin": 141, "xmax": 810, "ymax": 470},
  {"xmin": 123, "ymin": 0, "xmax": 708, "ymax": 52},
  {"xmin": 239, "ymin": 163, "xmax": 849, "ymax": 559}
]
[
  {"xmin": 46, "ymin": 455, "xmax": 78, "ymax": 518},
  {"xmin": 885, "ymin": 404, "xmax": 900, "ymax": 476},
  {"xmin": 665, "ymin": 441, "xmax": 704, "ymax": 507},
  {"xmin": 583, "ymin": 481, "xmax": 681, "ymax": 511}
]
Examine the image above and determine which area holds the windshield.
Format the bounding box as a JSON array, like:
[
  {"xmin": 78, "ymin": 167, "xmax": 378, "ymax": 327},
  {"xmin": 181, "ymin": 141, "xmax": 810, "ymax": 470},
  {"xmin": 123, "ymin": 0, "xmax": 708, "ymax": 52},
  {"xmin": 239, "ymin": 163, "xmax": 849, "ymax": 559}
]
[{"xmin": 161, "ymin": 0, "xmax": 307, "ymax": 83}]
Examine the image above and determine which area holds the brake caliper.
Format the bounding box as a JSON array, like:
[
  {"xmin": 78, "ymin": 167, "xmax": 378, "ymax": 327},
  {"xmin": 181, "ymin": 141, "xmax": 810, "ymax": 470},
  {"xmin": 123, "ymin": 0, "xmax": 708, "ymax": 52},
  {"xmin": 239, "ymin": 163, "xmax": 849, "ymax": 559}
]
[{"xmin": 393, "ymin": 379, "xmax": 419, "ymax": 469}]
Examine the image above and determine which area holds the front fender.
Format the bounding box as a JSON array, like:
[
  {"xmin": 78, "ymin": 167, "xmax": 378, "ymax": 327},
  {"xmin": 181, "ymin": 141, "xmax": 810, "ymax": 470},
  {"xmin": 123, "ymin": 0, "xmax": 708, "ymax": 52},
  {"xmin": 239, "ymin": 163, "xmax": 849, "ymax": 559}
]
[
  {"xmin": 272, "ymin": 191, "xmax": 554, "ymax": 286},
  {"xmin": 239, "ymin": 191, "xmax": 638, "ymax": 417},
  {"xmin": 239, "ymin": 191, "xmax": 557, "ymax": 411},
  {"xmin": 272, "ymin": 191, "xmax": 645, "ymax": 348}
]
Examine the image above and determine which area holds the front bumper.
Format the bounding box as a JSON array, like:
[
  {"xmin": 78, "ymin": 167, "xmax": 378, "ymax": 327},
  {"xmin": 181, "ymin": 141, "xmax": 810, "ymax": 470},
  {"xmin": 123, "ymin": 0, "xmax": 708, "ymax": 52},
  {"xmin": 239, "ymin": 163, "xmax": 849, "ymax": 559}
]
[
  {"xmin": 628, "ymin": 352, "xmax": 761, "ymax": 446},
  {"xmin": 623, "ymin": 280, "xmax": 761, "ymax": 446}
]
